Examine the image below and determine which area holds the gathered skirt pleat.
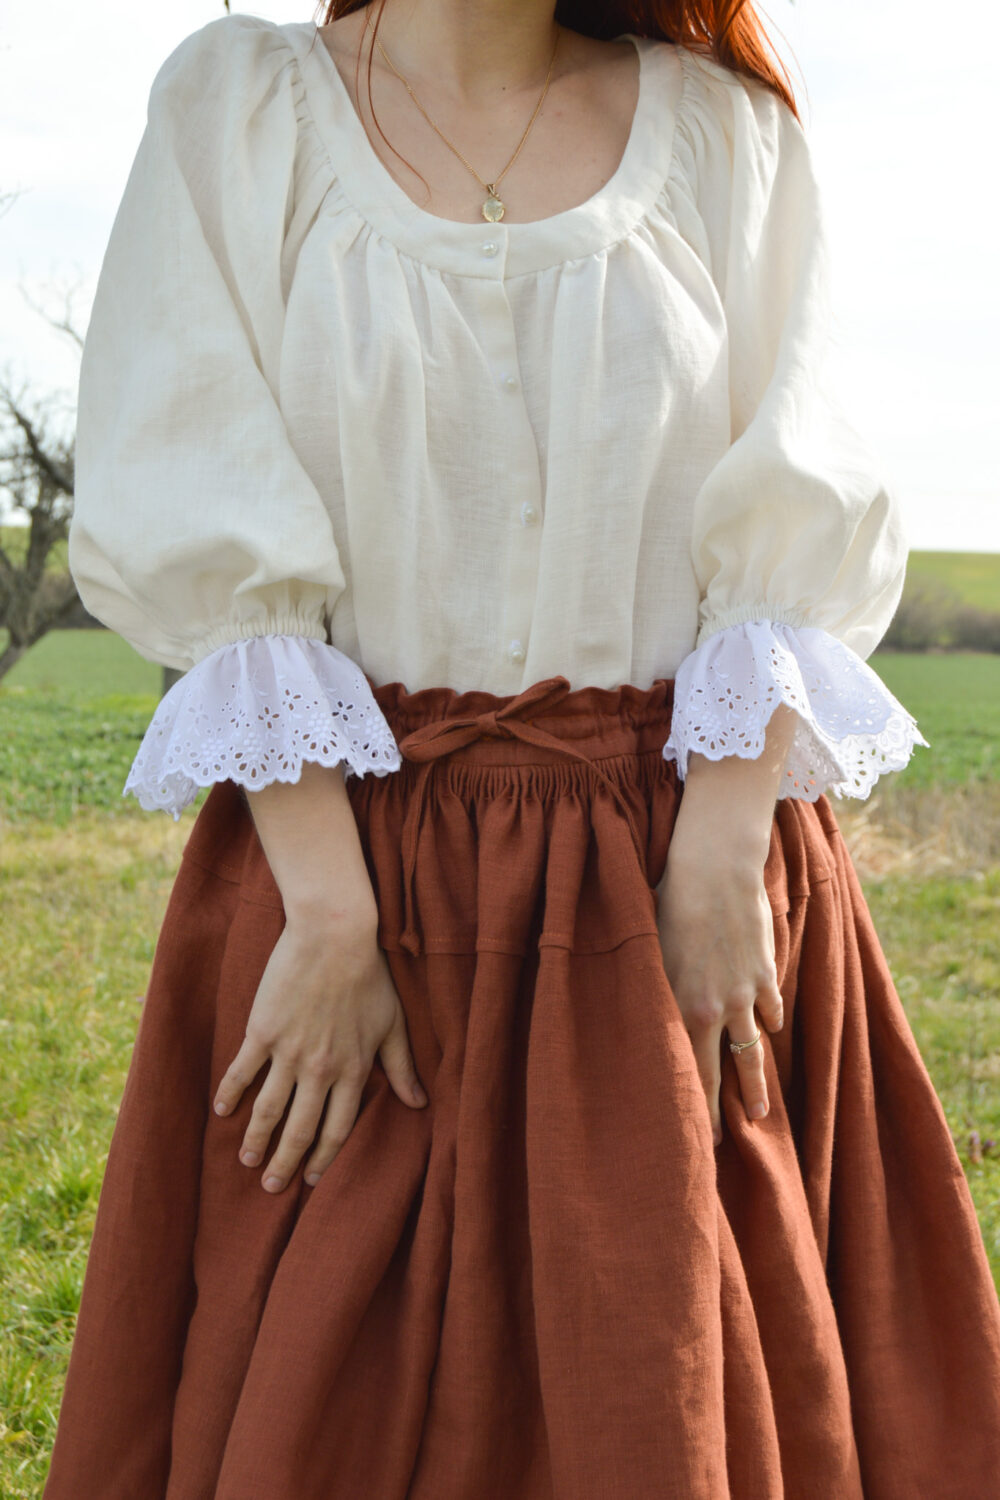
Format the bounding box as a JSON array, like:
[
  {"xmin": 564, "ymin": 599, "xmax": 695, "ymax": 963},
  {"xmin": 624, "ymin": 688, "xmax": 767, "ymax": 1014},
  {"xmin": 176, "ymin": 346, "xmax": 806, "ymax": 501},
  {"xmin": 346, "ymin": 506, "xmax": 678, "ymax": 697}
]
[{"xmin": 43, "ymin": 674, "xmax": 1000, "ymax": 1499}]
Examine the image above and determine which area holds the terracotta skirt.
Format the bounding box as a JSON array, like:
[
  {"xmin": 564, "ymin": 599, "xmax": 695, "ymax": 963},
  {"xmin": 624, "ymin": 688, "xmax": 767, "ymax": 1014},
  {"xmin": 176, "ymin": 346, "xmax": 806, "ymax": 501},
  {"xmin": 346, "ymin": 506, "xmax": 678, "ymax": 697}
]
[{"xmin": 44, "ymin": 674, "xmax": 1000, "ymax": 1499}]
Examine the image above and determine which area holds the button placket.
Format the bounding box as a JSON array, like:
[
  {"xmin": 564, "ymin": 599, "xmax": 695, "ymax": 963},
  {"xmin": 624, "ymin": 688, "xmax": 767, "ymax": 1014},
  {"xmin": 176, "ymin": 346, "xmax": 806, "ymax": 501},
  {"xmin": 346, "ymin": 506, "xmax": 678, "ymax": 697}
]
[{"xmin": 476, "ymin": 267, "xmax": 544, "ymax": 683}]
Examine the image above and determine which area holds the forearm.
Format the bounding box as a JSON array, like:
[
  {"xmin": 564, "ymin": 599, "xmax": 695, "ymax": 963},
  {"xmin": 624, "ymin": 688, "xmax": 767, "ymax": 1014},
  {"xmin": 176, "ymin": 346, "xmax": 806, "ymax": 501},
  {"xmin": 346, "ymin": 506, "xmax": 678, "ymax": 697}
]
[
  {"xmin": 244, "ymin": 760, "xmax": 378, "ymax": 928},
  {"xmin": 668, "ymin": 702, "xmax": 799, "ymax": 873}
]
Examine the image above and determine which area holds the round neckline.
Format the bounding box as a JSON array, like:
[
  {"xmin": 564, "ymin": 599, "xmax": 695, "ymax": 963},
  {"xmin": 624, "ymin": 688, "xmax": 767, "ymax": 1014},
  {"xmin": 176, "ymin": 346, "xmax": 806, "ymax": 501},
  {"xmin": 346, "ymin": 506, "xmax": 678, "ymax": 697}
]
[
  {"xmin": 293, "ymin": 22, "xmax": 684, "ymax": 278},
  {"xmin": 312, "ymin": 25, "xmax": 645, "ymax": 232}
]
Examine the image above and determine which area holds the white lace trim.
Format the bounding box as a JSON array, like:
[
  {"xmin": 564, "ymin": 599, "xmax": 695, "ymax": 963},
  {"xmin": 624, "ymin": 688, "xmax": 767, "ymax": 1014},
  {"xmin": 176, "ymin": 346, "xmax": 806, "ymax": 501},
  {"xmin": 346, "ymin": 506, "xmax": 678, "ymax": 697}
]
[
  {"xmin": 662, "ymin": 618, "xmax": 929, "ymax": 801},
  {"xmin": 124, "ymin": 635, "xmax": 402, "ymax": 818}
]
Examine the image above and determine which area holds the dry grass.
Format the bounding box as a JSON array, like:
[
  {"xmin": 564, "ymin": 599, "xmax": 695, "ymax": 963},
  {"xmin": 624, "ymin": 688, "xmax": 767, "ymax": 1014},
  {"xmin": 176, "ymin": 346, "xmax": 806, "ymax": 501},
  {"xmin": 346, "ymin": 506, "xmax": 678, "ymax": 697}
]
[{"xmin": 836, "ymin": 780, "xmax": 1000, "ymax": 880}]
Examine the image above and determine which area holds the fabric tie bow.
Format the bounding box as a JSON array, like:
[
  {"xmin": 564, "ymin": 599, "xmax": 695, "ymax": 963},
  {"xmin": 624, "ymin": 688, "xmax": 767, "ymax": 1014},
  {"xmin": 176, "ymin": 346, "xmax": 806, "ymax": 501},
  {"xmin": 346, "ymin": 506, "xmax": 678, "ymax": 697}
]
[{"xmin": 394, "ymin": 675, "xmax": 647, "ymax": 956}]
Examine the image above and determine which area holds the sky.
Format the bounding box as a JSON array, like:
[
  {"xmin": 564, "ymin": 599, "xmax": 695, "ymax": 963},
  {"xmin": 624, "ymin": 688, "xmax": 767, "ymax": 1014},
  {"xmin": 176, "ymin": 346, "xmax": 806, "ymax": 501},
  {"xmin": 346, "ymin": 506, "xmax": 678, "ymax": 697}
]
[{"xmin": 1, "ymin": 0, "xmax": 997, "ymax": 551}]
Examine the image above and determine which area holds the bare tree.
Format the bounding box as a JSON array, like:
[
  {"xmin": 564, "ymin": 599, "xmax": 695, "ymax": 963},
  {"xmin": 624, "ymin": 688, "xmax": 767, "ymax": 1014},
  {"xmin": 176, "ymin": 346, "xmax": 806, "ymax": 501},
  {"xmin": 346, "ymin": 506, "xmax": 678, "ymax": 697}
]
[
  {"xmin": 0, "ymin": 371, "xmax": 78, "ymax": 681},
  {"xmin": 0, "ymin": 283, "xmax": 185, "ymax": 693}
]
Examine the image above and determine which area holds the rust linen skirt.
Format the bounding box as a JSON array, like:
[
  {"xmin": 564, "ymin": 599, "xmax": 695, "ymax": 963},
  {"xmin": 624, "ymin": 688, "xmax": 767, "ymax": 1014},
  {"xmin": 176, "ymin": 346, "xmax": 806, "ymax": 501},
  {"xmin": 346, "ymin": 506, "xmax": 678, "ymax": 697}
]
[{"xmin": 44, "ymin": 674, "xmax": 1000, "ymax": 1499}]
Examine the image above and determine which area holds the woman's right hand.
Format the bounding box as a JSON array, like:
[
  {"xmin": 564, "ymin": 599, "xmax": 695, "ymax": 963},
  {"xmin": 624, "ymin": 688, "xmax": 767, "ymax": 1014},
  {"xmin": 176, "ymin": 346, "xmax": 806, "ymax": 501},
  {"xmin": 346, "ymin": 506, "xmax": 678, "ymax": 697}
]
[
  {"xmin": 212, "ymin": 905, "xmax": 427, "ymax": 1194},
  {"xmin": 211, "ymin": 758, "xmax": 428, "ymax": 1194}
]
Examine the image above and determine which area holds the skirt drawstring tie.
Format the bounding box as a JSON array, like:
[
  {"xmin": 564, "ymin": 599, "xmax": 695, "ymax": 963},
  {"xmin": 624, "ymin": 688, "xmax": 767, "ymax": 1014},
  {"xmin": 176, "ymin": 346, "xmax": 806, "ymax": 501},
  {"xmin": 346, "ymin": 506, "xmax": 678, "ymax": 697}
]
[{"xmin": 394, "ymin": 675, "xmax": 647, "ymax": 957}]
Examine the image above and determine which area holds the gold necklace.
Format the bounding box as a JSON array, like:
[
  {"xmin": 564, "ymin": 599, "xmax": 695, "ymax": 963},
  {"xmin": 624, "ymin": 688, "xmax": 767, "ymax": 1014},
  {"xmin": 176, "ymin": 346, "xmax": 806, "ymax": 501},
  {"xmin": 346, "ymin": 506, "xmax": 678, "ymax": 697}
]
[{"xmin": 371, "ymin": 27, "xmax": 560, "ymax": 222}]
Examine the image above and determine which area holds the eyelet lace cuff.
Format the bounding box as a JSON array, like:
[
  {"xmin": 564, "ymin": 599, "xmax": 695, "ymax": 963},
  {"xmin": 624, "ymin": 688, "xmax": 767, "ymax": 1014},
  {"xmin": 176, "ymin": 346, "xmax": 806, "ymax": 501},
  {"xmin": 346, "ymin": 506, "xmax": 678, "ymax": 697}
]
[
  {"xmin": 662, "ymin": 618, "xmax": 929, "ymax": 801},
  {"xmin": 124, "ymin": 634, "xmax": 402, "ymax": 818}
]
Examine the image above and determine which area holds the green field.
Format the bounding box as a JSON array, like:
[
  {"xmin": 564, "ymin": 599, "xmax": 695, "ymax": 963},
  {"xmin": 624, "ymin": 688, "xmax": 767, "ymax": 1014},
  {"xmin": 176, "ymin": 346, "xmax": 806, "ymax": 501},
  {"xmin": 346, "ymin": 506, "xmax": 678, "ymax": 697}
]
[
  {"xmin": 0, "ymin": 632, "xmax": 168, "ymax": 824},
  {"xmin": 5, "ymin": 627, "xmax": 159, "ymax": 696},
  {"xmin": 1, "ymin": 626, "xmax": 999, "ymax": 1495},
  {"xmin": 905, "ymin": 549, "xmax": 1000, "ymax": 611},
  {"xmin": 870, "ymin": 650, "xmax": 1000, "ymax": 786}
]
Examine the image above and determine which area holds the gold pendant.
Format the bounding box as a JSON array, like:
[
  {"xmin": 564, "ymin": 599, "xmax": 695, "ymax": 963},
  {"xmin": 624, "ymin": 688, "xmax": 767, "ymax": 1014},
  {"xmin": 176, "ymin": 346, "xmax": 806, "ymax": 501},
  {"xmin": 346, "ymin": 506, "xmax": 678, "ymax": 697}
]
[{"xmin": 482, "ymin": 186, "xmax": 505, "ymax": 222}]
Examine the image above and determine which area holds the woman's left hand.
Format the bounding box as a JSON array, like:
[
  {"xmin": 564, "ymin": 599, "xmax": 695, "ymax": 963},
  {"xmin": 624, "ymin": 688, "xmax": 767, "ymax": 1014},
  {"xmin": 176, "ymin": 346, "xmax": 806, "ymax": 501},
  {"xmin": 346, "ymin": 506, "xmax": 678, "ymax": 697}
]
[
  {"xmin": 654, "ymin": 702, "xmax": 798, "ymax": 1146},
  {"xmin": 655, "ymin": 840, "xmax": 784, "ymax": 1146}
]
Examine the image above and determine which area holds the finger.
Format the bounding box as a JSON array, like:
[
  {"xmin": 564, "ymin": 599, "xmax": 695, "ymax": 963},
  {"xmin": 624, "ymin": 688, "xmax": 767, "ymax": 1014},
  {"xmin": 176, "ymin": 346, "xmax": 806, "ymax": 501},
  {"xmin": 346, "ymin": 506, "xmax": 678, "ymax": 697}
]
[
  {"xmin": 303, "ymin": 1075, "xmax": 366, "ymax": 1186},
  {"xmin": 260, "ymin": 1078, "xmax": 332, "ymax": 1193},
  {"xmin": 728, "ymin": 1011, "xmax": 769, "ymax": 1122},
  {"xmin": 214, "ymin": 1034, "xmax": 270, "ymax": 1117},
  {"xmin": 239, "ymin": 1062, "xmax": 295, "ymax": 1168},
  {"xmin": 758, "ymin": 978, "xmax": 784, "ymax": 1033},
  {"xmin": 378, "ymin": 996, "xmax": 428, "ymax": 1107}
]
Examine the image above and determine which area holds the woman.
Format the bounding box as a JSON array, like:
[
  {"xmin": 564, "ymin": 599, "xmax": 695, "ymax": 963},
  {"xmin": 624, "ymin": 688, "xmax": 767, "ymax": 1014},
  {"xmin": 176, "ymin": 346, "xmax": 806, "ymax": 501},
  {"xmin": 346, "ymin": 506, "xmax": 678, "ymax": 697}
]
[{"xmin": 44, "ymin": 1, "xmax": 1000, "ymax": 1495}]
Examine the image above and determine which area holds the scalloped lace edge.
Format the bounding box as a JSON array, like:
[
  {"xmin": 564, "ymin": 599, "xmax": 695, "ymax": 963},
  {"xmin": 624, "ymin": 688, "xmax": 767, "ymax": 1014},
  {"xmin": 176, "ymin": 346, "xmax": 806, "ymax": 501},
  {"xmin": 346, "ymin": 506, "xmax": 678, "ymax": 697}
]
[
  {"xmin": 661, "ymin": 618, "xmax": 930, "ymax": 802},
  {"xmin": 123, "ymin": 634, "xmax": 402, "ymax": 818}
]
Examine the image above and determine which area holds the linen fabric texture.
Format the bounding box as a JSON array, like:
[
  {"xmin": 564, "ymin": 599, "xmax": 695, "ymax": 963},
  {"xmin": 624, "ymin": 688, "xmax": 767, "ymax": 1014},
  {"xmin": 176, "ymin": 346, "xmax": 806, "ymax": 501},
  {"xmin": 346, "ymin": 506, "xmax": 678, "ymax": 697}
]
[
  {"xmin": 67, "ymin": 15, "xmax": 926, "ymax": 817},
  {"xmin": 42, "ymin": 678, "xmax": 1000, "ymax": 1498}
]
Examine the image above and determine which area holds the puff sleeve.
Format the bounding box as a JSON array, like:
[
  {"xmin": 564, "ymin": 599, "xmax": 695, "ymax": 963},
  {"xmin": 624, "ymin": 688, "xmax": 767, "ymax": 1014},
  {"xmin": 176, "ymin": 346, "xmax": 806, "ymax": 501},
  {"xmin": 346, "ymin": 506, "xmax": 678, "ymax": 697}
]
[
  {"xmin": 68, "ymin": 15, "xmax": 401, "ymax": 817},
  {"xmin": 661, "ymin": 54, "xmax": 927, "ymax": 799}
]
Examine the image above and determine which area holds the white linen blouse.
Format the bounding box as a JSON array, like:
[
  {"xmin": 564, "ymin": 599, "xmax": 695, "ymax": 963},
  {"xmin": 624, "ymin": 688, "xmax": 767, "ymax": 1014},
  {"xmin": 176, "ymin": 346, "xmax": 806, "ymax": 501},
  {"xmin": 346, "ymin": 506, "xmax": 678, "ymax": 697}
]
[{"xmin": 68, "ymin": 13, "xmax": 927, "ymax": 818}]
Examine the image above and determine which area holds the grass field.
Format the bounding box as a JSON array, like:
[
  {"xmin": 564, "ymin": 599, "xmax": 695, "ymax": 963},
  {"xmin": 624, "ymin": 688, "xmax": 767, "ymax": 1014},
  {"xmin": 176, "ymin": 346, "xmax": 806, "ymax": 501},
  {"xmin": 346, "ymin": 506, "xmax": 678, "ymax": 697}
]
[
  {"xmin": 904, "ymin": 549, "xmax": 1000, "ymax": 611},
  {"xmin": 0, "ymin": 632, "xmax": 165, "ymax": 824},
  {"xmin": 1, "ymin": 625, "xmax": 999, "ymax": 1495},
  {"xmin": 865, "ymin": 650, "xmax": 1000, "ymax": 786}
]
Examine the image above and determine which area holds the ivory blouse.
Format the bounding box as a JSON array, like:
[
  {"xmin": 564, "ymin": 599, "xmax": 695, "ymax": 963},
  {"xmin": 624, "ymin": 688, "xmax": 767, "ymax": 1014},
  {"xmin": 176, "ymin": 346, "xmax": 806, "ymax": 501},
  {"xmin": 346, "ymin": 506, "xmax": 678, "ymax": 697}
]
[{"xmin": 68, "ymin": 13, "xmax": 927, "ymax": 817}]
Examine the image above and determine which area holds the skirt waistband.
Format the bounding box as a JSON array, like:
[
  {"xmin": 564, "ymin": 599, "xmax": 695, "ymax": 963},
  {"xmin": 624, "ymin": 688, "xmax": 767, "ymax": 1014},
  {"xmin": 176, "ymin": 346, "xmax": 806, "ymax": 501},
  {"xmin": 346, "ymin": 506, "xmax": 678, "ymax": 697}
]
[
  {"xmin": 368, "ymin": 674, "xmax": 676, "ymax": 763},
  {"xmin": 365, "ymin": 674, "xmax": 677, "ymax": 957}
]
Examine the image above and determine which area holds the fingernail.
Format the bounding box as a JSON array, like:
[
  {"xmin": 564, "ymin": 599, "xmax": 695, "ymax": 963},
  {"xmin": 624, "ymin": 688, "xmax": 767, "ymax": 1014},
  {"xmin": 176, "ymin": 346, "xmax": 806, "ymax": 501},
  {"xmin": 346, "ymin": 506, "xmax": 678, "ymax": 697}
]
[
  {"xmin": 713, "ymin": 1128, "xmax": 722, "ymax": 1146},
  {"xmin": 412, "ymin": 1085, "xmax": 428, "ymax": 1106},
  {"xmin": 305, "ymin": 1172, "xmax": 321, "ymax": 1187},
  {"xmin": 750, "ymin": 1101, "xmax": 767, "ymax": 1119},
  {"xmin": 241, "ymin": 1150, "xmax": 260, "ymax": 1166},
  {"xmin": 263, "ymin": 1176, "xmax": 283, "ymax": 1192},
  {"xmin": 214, "ymin": 1100, "xmax": 228, "ymax": 1115}
]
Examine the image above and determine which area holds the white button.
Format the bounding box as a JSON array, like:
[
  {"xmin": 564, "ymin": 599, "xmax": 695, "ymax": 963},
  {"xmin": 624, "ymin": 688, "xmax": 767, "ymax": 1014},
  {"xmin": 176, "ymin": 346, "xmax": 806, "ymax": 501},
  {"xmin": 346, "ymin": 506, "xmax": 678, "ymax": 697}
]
[
  {"xmin": 502, "ymin": 373, "xmax": 519, "ymax": 391},
  {"xmin": 481, "ymin": 240, "xmax": 499, "ymax": 257},
  {"xmin": 520, "ymin": 502, "xmax": 539, "ymax": 526},
  {"xmin": 508, "ymin": 639, "xmax": 526, "ymax": 664}
]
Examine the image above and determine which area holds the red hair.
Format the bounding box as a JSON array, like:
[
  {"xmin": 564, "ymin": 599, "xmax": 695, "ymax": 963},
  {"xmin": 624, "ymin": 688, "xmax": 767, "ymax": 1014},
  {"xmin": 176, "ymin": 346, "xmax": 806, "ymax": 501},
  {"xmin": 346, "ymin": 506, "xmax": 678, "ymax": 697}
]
[{"xmin": 315, "ymin": 0, "xmax": 799, "ymax": 122}]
